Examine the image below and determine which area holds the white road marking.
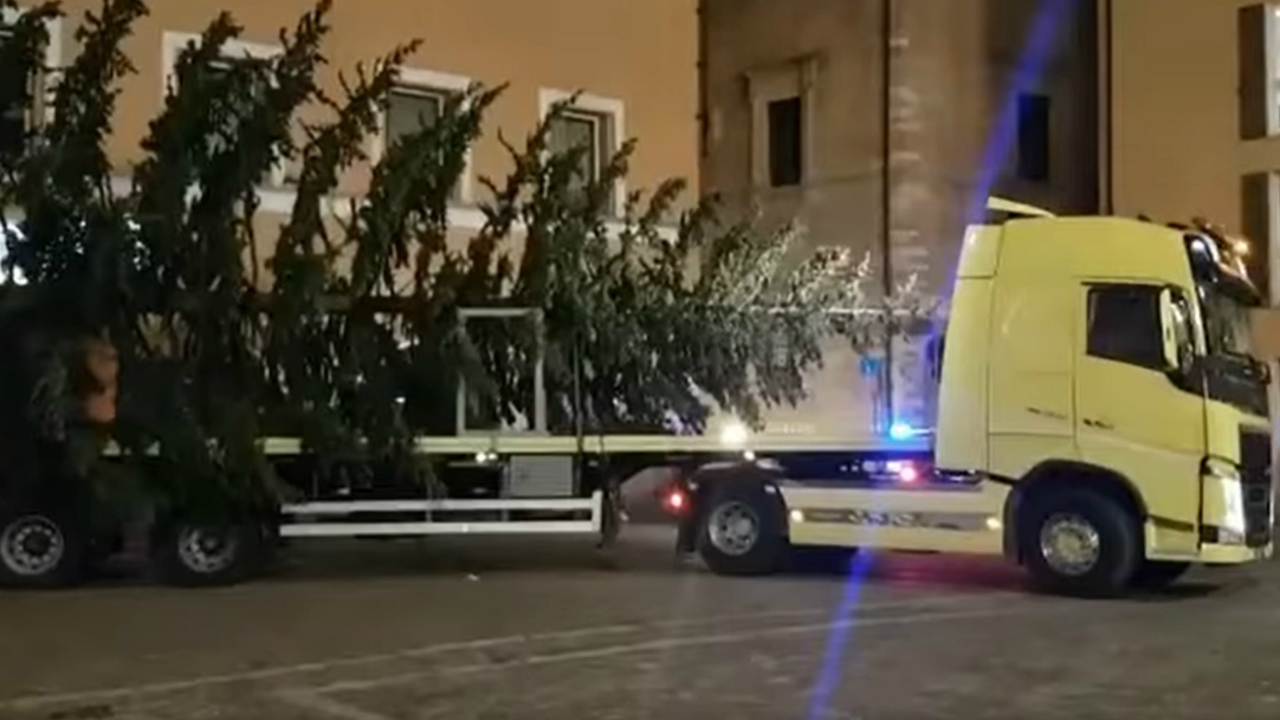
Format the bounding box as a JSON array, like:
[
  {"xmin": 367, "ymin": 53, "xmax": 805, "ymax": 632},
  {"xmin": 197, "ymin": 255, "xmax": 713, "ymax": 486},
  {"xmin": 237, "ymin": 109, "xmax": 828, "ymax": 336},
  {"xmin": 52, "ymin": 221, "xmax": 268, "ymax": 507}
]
[
  {"xmin": 274, "ymin": 688, "xmax": 399, "ymax": 720},
  {"xmin": 1, "ymin": 592, "xmax": 1014, "ymax": 712},
  {"xmin": 306, "ymin": 604, "xmax": 1051, "ymax": 695}
]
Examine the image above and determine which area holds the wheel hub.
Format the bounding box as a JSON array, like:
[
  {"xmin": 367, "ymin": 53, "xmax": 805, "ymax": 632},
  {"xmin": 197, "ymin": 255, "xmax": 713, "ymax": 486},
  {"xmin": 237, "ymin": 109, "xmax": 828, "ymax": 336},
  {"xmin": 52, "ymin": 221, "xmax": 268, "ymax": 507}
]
[
  {"xmin": 1039, "ymin": 513, "xmax": 1101, "ymax": 576},
  {"xmin": 707, "ymin": 501, "xmax": 760, "ymax": 556},
  {"xmin": 1, "ymin": 516, "xmax": 65, "ymax": 576},
  {"xmin": 177, "ymin": 527, "xmax": 238, "ymax": 574}
]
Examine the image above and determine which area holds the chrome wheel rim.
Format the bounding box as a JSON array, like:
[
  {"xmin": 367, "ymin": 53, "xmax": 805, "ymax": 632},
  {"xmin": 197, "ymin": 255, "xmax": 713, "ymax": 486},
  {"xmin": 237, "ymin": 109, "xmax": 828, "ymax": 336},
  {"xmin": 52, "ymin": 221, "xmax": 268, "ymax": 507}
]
[
  {"xmin": 1039, "ymin": 513, "xmax": 1101, "ymax": 577},
  {"xmin": 707, "ymin": 501, "xmax": 760, "ymax": 556},
  {"xmin": 1, "ymin": 515, "xmax": 65, "ymax": 577}
]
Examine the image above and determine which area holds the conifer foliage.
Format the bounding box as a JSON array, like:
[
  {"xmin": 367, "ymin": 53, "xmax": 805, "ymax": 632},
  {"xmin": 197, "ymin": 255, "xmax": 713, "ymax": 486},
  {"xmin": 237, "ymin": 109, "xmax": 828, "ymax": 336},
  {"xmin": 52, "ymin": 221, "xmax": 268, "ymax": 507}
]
[{"xmin": 0, "ymin": 0, "xmax": 932, "ymax": 512}]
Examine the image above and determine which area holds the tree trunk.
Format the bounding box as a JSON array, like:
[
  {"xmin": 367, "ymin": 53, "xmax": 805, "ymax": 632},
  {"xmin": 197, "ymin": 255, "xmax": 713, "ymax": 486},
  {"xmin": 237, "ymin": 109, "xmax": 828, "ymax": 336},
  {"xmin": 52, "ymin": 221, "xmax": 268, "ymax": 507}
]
[{"xmin": 81, "ymin": 336, "xmax": 119, "ymax": 425}]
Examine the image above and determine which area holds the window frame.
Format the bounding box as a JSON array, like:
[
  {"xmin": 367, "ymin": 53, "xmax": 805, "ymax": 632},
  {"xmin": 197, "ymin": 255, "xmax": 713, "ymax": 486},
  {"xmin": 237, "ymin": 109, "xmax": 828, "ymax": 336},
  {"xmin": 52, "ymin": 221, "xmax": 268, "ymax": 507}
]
[
  {"xmin": 0, "ymin": 9, "xmax": 62, "ymax": 286},
  {"xmin": 371, "ymin": 66, "xmax": 474, "ymax": 205},
  {"xmin": 745, "ymin": 57, "xmax": 817, "ymax": 191},
  {"xmin": 538, "ymin": 88, "xmax": 626, "ymax": 218},
  {"xmin": 160, "ymin": 31, "xmax": 288, "ymax": 188},
  {"xmin": 548, "ymin": 107, "xmax": 606, "ymax": 195}
]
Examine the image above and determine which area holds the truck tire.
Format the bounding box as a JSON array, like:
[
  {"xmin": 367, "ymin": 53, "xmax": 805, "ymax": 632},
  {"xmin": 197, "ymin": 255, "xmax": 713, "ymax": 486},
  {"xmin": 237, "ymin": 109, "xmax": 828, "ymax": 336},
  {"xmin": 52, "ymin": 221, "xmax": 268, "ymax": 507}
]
[
  {"xmin": 697, "ymin": 481, "xmax": 787, "ymax": 576},
  {"xmin": 0, "ymin": 503, "xmax": 89, "ymax": 589},
  {"xmin": 1020, "ymin": 488, "xmax": 1140, "ymax": 598},
  {"xmin": 150, "ymin": 521, "xmax": 264, "ymax": 587},
  {"xmin": 1130, "ymin": 560, "xmax": 1191, "ymax": 591}
]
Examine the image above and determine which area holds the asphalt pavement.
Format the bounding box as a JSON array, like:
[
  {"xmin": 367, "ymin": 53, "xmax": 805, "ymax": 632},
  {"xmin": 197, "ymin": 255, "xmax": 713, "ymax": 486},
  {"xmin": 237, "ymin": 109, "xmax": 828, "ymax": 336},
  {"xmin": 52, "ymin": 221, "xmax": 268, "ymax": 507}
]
[{"xmin": 1, "ymin": 525, "xmax": 1278, "ymax": 720}]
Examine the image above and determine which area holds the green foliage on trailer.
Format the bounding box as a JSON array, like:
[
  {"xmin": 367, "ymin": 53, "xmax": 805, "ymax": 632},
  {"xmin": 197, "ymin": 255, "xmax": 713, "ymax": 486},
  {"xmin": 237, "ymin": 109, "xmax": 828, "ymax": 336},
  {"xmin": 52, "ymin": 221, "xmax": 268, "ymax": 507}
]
[{"xmin": 0, "ymin": 0, "xmax": 932, "ymax": 515}]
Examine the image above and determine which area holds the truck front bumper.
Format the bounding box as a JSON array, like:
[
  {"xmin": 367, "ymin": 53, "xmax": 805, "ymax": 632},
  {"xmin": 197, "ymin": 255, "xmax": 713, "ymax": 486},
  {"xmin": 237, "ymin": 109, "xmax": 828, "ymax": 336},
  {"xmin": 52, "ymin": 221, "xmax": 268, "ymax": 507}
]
[{"xmin": 1199, "ymin": 541, "xmax": 1273, "ymax": 565}]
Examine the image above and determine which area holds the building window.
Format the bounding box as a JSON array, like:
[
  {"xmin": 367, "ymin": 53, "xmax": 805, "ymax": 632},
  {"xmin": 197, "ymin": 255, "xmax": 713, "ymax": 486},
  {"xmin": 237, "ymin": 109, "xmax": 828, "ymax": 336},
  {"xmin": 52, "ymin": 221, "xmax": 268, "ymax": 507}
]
[
  {"xmin": 372, "ymin": 67, "xmax": 473, "ymax": 205},
  {"xmin": 384, "ymin": 86, "xmax": 452, "ymax": 200},
  {"xmin": 1085, "ymin": 284, "xmax": 1165, "ymax": 370},
  {"xmin": 0, "ymin": 12, "xmax": 62, "ymax": 157},
  {"xmin": 1016, "ymin": 93, "xmax": 1050, "ymax": 183},
  {"xmin": 1265, "ymin": 5, "xmax": 1280, "ymax": 137},
  {"xmin": 1239, "ymin": 4, "xmax": 1280, "ymax": 138},
  {"xmin": 161, "ymin": 32, "xmax": 286, "ymax": 187},
  {"xmin": 386, "ymin": 86, "xmax": 444, "ymax": 144},
  {"xmin": 539, "ymin": 89, "xmax": 625, "ymax": 216},
  {"xmin": 767, "ymin": 96, "xmax": 803, "ymax": 187},
  {"xmin": 204, "ymin": 55, "xmax": 271, "ymax": 159},
  {"xmin": 547, "ymin": 108, "xmax": 609, "ymax": 197},
  {"xmin": 0, "ymin": 28, "xmax": 29, "ymax": 157}
]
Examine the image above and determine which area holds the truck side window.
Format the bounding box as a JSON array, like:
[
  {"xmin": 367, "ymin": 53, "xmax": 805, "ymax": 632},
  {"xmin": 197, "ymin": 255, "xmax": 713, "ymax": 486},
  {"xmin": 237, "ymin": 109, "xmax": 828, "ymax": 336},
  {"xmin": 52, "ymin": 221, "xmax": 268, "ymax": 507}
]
[{"xmin": 1085, "ymin": 284, "xmax": 1164, "ymax": 370}]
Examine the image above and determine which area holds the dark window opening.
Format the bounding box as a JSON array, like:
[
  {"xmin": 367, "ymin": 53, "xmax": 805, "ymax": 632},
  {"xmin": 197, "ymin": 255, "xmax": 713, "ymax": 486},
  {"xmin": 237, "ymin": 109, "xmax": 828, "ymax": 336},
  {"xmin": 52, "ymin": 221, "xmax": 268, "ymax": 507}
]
[
  {"xmin": 1016, "ymin": 92, "xmax": 1050, "ymax": 183},
  {"xmin": 767, "ymin": 96, "xmax": 802, "ymax": 187},
  {"xmin": 1085, "ymin": 284, "xmax": 1165, "ymax": 370}
]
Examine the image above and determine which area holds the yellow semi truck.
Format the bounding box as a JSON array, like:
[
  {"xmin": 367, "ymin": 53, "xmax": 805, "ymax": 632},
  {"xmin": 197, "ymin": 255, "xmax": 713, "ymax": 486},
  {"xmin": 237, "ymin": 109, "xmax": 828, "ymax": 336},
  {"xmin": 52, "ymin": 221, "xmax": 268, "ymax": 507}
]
[{"xmin": 674, "ymin": 198, "xmax": 1274, "ymax": 596}]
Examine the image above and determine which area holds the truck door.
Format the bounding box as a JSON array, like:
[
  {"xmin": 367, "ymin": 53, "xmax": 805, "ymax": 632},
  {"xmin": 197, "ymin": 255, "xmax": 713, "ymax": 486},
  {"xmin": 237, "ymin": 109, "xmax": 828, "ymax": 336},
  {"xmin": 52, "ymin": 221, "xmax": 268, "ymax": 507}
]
[{"xmin": 1074, "ymin": 281, "xmax": 1204, "ymax": 557}]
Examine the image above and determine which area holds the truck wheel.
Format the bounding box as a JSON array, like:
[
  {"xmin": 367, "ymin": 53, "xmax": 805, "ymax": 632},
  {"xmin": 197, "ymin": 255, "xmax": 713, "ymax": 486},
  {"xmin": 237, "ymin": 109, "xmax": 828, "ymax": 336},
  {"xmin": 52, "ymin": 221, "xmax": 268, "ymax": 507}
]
[
  {"xmin": 697, "ymin": 482, "xmax": 787, "ymax": 576},
  {"xmin": 1130, "ymin": 560, "xmax": 1191, "ymax": 591},
  {"xmin": 151, "ymin": 521, "xmax": 264, "ymax": 587},
  {"xmin": 1021, "ymin": 489, "xmax": 1140, "ymax": 598},
  {"xmin": 0, "ymin": 504, "xmax": 89, "ymax": 589}
]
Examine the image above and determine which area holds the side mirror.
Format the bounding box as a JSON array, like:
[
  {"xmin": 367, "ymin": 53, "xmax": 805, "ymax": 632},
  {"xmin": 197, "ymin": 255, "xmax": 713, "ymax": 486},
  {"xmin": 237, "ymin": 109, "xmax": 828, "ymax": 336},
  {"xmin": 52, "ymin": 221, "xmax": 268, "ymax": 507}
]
[{"xmin": 1158, "ymin": 288, "xmax": 1181, "ymax": 371}]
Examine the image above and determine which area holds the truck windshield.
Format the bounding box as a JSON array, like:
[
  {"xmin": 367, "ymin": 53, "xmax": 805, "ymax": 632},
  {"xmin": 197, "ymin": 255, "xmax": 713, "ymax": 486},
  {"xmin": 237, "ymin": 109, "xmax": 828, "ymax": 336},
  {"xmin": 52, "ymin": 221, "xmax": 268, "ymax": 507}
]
[
  {"xmin": 1200, "ymin": 286, "xmax": 1255, "ymax": 359},
  {"xmin": 1196, "ymin": 284, "xmax": 1268, "ymax": 416}
]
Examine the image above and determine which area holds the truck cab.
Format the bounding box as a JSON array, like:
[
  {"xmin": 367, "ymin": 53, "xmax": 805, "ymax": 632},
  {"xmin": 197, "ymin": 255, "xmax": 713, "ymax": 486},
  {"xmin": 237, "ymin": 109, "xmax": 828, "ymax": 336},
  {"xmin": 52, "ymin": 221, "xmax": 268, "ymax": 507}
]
[
  {"xmin": 936, "ymin": 198, "xmax": 1272, "ymax": 583},
  {"xmin": 685, "ymin": 198, "xmax": 1274, "ymax": 597}
]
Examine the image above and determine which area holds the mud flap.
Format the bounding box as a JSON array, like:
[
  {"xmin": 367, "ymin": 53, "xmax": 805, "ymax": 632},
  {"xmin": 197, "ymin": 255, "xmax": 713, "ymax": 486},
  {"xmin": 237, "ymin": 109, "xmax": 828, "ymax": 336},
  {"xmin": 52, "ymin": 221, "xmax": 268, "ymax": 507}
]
[
  {"xmin": 675, "ymin": 512, "xmax": 698, "ymax": 554},
  {"xmin": 597, "ymin": 478, "xmax": 624, "ymax": 549}
]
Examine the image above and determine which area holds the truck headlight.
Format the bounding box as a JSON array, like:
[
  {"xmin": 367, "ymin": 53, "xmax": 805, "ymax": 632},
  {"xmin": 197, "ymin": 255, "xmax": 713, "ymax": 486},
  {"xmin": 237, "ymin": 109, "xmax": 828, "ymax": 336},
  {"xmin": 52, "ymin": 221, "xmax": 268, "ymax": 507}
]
[
  {"xmin": 1222, "ymin": 479, "xmax": 1247, "ymax": 535},
  {"xmin": 1206, "ymin": 458, "xmax": 1247, "ymax": 536}
]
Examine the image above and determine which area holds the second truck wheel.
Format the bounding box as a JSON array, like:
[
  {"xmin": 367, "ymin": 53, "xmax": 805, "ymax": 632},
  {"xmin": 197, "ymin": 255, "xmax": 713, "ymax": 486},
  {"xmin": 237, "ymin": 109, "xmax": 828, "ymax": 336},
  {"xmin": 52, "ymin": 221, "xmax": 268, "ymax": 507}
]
[
  {"xmin": 697, "ymin": 481, "xmax": 787, "ymax": 576},
  {"xmin": 150, "ymin": 521, "xmax": 264, "ymax": 587}
]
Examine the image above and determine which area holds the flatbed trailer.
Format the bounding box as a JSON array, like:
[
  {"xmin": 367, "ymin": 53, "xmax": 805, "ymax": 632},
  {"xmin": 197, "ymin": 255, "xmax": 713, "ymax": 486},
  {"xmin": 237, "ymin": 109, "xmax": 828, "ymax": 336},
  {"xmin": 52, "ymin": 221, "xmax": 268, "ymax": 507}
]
[
  {"xmin": 268, "ymin": 432, "xmax": 929, "ymax": 542},
  {"xmin": 59, "ymin": 412, "xmax": 932, "ymax": 587}
]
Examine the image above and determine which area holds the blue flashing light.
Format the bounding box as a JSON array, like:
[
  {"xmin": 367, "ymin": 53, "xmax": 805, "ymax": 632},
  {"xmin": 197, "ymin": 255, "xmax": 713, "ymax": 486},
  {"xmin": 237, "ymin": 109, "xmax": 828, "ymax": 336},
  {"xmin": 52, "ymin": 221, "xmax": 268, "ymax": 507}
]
[{"xmin": 888, "ymin": 422, "xmax": 914, "ymax": 441}]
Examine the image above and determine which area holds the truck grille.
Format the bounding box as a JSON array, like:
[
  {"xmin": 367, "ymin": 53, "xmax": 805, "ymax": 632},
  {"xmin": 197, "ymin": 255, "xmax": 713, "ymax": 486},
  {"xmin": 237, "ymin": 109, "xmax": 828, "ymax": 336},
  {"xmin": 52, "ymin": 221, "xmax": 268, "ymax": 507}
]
[{"xmin": 1239, "ymin": 429, "xmax": 1273, "ymax": 548}]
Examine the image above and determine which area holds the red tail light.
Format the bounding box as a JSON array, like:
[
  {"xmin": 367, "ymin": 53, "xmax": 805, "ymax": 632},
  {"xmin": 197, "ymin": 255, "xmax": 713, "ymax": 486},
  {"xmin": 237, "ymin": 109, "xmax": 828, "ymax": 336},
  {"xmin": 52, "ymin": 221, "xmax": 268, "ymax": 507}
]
[{"xmin": 662, "ymin": 487, "xmax": 689, "ymax": 515}]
